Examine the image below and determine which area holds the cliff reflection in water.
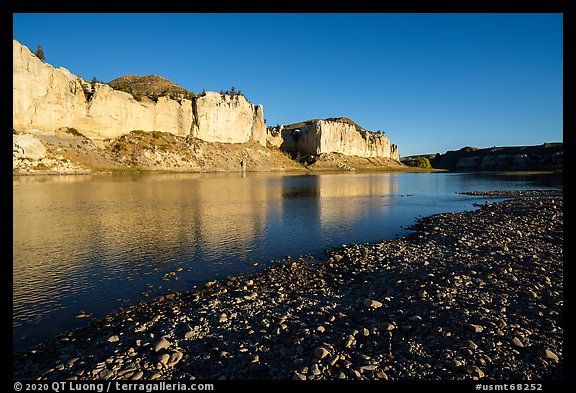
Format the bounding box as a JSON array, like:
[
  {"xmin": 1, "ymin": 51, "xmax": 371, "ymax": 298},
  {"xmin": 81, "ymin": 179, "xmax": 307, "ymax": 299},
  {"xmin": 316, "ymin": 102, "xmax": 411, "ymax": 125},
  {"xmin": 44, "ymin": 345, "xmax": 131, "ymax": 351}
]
[
  {"xmin": 278, "ymin": 174, "xmax": 398, "ymax": 242},
  {"xmin": 13, "ymin": 172, "xmax": 400, "ymax": 349}
]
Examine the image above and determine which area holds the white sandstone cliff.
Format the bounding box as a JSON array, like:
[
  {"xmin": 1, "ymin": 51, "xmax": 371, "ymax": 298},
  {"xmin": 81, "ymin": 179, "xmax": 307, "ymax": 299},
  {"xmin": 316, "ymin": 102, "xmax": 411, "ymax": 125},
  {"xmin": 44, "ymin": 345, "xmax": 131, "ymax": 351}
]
[
  {"xmin": 191, "ymin": 92, "xmax": 266, "ymax": 145},
  {"xmin": 13, "ymin": 40, "xmax": 265, "ymax": 145},
  {"xmin": 294, "ymin": 120, "xmax": 399, "ymax": 160}
]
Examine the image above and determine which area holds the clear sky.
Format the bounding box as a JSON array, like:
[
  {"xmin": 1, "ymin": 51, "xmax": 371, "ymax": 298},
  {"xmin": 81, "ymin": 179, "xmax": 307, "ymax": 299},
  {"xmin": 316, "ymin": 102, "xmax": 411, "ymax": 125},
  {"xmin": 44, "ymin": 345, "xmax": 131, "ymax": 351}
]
[{"xmin": 13, "ymin": 13, "xmax": 563, "ymax": 156}]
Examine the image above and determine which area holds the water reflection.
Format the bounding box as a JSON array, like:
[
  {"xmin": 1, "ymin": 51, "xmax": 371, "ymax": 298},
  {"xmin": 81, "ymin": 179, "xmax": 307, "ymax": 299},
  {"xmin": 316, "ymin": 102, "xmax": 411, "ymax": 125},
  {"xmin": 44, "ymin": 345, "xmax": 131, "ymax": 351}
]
[
  {"xmin": 14, "ymin": 173, "xmax": 282, "ymax": 347},
  {"xmin": 316, "ymin": 174, "xmax": 398, "ymax": 228},
  {"xmin": 13, "ymin": 171, "xmax": 560, "ymax": 350}
]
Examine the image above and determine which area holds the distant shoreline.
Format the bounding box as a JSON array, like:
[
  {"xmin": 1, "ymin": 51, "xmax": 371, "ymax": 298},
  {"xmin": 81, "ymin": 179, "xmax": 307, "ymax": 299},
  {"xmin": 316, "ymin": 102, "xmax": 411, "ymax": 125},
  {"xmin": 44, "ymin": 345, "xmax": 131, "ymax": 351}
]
[{"xmin": 12, "ymin": 167, "xmax": 563, "ymax": 177}]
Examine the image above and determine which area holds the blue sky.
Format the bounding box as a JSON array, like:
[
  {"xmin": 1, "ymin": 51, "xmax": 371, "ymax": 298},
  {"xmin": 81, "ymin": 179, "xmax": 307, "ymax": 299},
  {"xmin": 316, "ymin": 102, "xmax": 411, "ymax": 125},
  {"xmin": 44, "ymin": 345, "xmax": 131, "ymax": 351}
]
[{"xmin": 13, "ymin": 13, "xmax": 563, "ymax": 156}]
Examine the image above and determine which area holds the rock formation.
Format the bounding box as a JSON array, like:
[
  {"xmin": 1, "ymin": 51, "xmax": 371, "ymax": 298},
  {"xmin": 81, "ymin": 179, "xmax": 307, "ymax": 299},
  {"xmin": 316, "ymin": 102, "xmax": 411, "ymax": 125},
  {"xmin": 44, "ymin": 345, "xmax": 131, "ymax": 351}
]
[
  {"xmin": 13, "ymin": 39, "xmax": 403, "ymax": 173},
  {"xmin": 12, "ymin": 40, "xmax": 265, "ymax": 145},
  {"xmin": 426, "ymin": 144, "xmax": 563, "ymax": 171},
  {"xmin": 13, "ymin": 133, "xmax": 47, "ymax": 161},
  {"xmin": 191, "ymin": 92, "xmax": 266, "ymax": 145},
  {"xmin": 277, "ymin": 118, "xmax": 399, "ymax": 161}
]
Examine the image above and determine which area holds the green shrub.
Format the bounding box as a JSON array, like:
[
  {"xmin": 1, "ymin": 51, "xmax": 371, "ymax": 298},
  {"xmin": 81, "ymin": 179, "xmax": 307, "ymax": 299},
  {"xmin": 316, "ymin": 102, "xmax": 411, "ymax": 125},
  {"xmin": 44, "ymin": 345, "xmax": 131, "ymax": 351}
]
[
  {"xmin": 407, "ymin": 157, "xmax": 432, "ymax": 168},
  {"xmin": 129, "ymin": 130, "xmax": 147, "ymax": 135},
  {"xmin": 65, "ymin": 127, "xmax": 84, "ymax": 137},
  {"xmin": 112, "ymin": 143, "xmax": 127, "ymax": 153},
  {"xmin": 149, "ymin": 92, "xmax": 159, "ymax": 102}
]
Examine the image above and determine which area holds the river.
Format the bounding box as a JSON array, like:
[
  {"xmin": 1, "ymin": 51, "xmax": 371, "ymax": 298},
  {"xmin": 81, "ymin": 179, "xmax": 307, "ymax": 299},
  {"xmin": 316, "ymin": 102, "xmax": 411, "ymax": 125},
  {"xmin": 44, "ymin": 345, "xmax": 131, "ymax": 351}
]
[{"xmin": 12, "ymin": 170, "xmax": 560, "ymax": 351}]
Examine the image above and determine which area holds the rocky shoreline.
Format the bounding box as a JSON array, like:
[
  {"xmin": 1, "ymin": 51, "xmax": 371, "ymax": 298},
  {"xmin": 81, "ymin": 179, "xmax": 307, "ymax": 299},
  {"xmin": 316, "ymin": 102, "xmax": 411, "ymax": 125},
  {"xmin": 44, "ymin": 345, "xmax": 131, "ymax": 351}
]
[{"xmin": 13, "ymin": 191, "xmax": 563, "ymax": 381}]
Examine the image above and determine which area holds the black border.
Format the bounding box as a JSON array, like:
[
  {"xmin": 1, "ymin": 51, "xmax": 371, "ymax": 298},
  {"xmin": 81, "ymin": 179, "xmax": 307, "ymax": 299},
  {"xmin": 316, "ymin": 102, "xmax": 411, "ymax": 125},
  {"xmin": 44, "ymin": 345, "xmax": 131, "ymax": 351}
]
[{"xmin": 6, "ymin": 2, "xmax": 573, "ymax": 391}]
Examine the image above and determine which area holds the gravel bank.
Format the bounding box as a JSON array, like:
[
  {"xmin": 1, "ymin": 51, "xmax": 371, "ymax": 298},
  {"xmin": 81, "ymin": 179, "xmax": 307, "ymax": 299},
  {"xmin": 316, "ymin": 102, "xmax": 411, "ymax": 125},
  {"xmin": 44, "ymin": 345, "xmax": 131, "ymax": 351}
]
[
  {"xmin": 13, "ymin": 192, "xmax": 563, "ymax": 381},
  {"xmin": 459, "ymin": 189, "xmax": 562, "ymax": 197}
]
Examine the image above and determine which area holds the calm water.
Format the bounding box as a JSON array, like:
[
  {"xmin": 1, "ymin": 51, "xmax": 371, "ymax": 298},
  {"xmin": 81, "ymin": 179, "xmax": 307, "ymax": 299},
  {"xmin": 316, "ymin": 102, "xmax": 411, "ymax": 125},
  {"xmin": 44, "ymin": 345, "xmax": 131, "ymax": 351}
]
[{"xmin": 13, "ymin": 171, "xmax": 560, "ymax": 350}]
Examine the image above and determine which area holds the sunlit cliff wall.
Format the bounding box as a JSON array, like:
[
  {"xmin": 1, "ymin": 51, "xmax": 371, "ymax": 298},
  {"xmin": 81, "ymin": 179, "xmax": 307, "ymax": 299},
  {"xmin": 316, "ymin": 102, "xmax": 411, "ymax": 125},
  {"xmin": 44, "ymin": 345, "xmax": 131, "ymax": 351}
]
[
  {"xmin": 13, "ymin": 40, "xmax": 265, "ymax": 145},
  {"xmin": 281, "ymin": 119, "xmax": 399, "ymax": 160}
]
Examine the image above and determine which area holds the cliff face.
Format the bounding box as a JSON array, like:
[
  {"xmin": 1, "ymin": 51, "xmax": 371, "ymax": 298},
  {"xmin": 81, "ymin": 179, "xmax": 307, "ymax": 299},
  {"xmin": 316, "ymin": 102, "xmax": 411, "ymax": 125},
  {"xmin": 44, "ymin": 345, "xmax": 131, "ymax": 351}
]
[
  {"xmin": 12, "ymin": 40, "xmax": 265, "ymax": 145},
  {"xmin": 281, "ymin": 119, "xmax": 399, "ymax": 160},
  {"xmin": 13, "ymin": 41, "xmax": 87, "ymax": 132},
  {"xmin": 429, "ymin": 144, "xmax": 563, "ymax": 171},
  {"xmin": 191, "ymin": 92, "xmax": 266, "ymax": 145},
  {"xmin": 79, "ymin": 87, "xmax": 193, "ymax": 139}
]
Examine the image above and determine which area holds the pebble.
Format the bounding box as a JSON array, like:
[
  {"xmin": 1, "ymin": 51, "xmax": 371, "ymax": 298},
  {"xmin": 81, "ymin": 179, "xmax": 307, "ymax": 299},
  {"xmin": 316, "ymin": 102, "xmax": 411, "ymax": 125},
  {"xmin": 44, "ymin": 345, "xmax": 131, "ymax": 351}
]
[
  {"xmin": 380, "ymin": 322, "xmax": 396, "ymax": 331},
  {"xmin": 461, "ymin": 340, "xmax": 478, "ymax": 350},
  {"xmin": 204, "ymin": 280, "xmax": 217, "ymax": 288},
  {"xmin": 158, "ymin": 353, "xmax": 170, "ymax": 366},
  {"xmin": 511, "ymin": 337, "xmax": 525, "ymax": 348},
  {"xmin": 314, "ymin": 346, "xmax": 330, "ymax": 359},
  {"xmin": 153, "ymin": 338, "xmax": 171, "ymax": 352},
  {"xmin": 363, "ymin": 299, "xmax": 383, "ymax": 308},
  {"xmin": 327, "ymin": 355, "xmax": 339, "ymax": 366},
  {"xmin": 344, "ymin": 335, "xmax": 356, "ymax": 348},
  {"xmin": 168, "ymin": 351, "xmax": 184, "ymax": 367},
  {"xmin": 107, "ymin": 335, "xmax": 120, "ymax": 343},
  {"xmin": 467, "ymin": 324, "xmax": 484, "ymax": 333},
  {"xmin": 537, "ymin": 348, "xmax": 559, "ymax": 362},
  {"xmin": 98, "ymin": 369, "xmax": 114, "ymax": 380},
  {"xmin": 418, "ymin": 289, "xmax": 427, "ymax": 299},
  {"xmin": 360, "ymin": 365, "xmax": 377, "ymax": 373},
  {"xmin": 130, "ymin": 371, "xmax": 144, "ymax": 381},
  {"xmin": 244, "ymin": 292, "xmax": 258, "ymax": 300},
  {"xmin": 448, "ymin": 359, "xmax": 462, "ymax": 369},
  {"xmin": 463, "ymin": 365, "xmax": 485, "ymax": 378},
  {"xmin": 292, "ymin": 372, "xmax": 306, "ymax": 380},
  {"xmin": 310, "ymin": 364, "xmax": 321, "ymax": 376}
]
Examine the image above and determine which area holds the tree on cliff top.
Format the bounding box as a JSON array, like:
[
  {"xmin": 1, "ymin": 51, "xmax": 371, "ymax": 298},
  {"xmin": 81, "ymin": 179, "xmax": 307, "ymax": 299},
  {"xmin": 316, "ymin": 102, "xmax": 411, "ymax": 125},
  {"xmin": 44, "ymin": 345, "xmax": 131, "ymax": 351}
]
[
  {"xmin": 220, "ymin": 86, "xmax": 244, "ymax": 98},
  {"xmin": 34, "ymin": 45, "xmax": 45, "ymax": 61}
]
